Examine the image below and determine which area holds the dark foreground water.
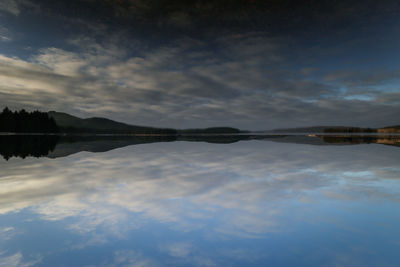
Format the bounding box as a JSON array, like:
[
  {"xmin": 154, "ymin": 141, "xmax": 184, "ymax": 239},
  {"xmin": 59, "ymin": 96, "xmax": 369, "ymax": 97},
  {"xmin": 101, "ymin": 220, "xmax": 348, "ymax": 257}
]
[{"xmin": 0, "ymin": 135, "xmax": 400, "ymax": 266}]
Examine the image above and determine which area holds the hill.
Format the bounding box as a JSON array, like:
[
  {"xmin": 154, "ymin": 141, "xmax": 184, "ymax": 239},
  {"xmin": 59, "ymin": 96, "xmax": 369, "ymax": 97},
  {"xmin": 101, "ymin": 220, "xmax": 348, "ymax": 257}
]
[
  {"xmin": 266, "ymin": 126, "xmax": 353, "ymax": 133},
  {"xmin": 48, "ymin": 111, "xmax": 243, "ymax": 134},
  {"xmin": 48, "ymin": 111, "xmax": 177, "ymax": 134},
  {"xmin": 179, "ymin": 127, "xmax": 241, "ymax": 134}
]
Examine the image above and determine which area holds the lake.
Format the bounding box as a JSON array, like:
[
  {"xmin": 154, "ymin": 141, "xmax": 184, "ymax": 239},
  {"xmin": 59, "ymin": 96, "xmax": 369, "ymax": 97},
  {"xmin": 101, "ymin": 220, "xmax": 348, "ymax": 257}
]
[{"xmin": 0, "ymin": 135, "xmax": 400, "ymax": 266}]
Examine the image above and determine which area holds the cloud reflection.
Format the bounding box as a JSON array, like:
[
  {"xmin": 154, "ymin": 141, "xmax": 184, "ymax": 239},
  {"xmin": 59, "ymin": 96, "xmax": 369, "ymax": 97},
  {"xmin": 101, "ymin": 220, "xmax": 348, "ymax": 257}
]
[
  {"xmin": 0, "ymin": 142, "xmax": 399, "ymax": 234},
  {"xmin": 0, "ymin": 141, "xmax": 400, "ymax": 265}
]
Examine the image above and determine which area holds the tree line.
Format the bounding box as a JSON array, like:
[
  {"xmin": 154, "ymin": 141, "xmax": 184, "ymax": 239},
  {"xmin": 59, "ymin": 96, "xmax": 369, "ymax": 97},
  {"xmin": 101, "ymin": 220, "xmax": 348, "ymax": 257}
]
[
  {"xmin": 324, "ymin": 127, "xmax": 377, "ymax": 133},
  {"xmin": 0, "ymin": 107, "xmax": 59, "ymax": 133}
]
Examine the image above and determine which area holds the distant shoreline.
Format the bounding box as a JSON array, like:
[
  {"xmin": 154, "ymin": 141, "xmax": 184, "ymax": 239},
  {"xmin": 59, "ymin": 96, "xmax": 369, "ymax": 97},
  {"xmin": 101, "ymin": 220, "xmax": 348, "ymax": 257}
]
[
  {"xmin": 2, "ymin": 108, "xmax": 400, "ymax": 135},
  {"xmin": 1, "ymin": 132, "xmax": 400, "ymax": 137}
]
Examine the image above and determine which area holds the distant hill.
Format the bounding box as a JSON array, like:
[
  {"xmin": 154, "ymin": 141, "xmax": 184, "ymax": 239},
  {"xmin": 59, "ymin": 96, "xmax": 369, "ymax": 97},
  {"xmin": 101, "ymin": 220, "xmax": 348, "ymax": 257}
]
[
  {"xmin": 3, "ymin": 108, "xmax": 396, "ymax": 135},
  {"xmin": 48, "ymin": 111, "xmax": 242, "ymax": 134},
  {"xmin": 48, "ymin": 111, "xmax": 177, "ymax": 134},
  {"xmin": 266, "ymin": 126, "xmax": 354, "ymax": 133},
  {"xmin": 179, "ymin": 127, "xmax": 241, "ymax": 134}
]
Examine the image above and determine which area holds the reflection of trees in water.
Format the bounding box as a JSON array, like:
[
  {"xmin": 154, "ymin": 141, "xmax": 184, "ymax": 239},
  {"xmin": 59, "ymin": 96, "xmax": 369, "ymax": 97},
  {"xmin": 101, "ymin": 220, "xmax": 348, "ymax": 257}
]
[
  {"xmin": 321, "ymin": 135, "xmax": 400, "ymax": 146},
  {"xmin": 0, "ymin": 135, "xmax": 175, "ymax": 160},
  {"xmin": 0, "ymin": 135, "xmax": 59, "ymax": 160},
  {"xmin": 1, "ymin": 134, "xmax": 400, "ymax": 160},
  {"xmin": 322, "ymin": 136, "xmax": 377, "ymax": 144}
]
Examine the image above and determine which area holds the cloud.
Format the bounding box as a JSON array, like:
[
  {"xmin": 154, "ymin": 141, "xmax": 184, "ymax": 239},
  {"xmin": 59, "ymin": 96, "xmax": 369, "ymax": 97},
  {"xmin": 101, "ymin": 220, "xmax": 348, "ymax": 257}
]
[
  {"xmin": 161, "ymin": 242, "xmax": 193, "ymax": 258},
  {"xmin": 0, "ymin": 0, "xmax": 36, "ymax": 16},
  {"xmin": 0, "ymin": 31, "xmax": 399, "ymax": 129},
  {"xmin": 159, "ymin": 242, "xmax": 217, "ymax": 266},
  {"xmin": 323, "ymin": 69, "xmax": 400, "ymax": 87},
  {"xmin": 0, "ymin": 0, "xmax": 20, "ymax": 16},
  {"xmin": 33, "ymin": 48, "xmax": 86, "ymax": 76},
  {"xmin": 0, "ymin": 25, "xmax": 12, "ymax": 41},
  {"xmin": 88, "ymin": 250, "xmax": 159, "ymax": 267},
  {"xmin": 0, "ymin": 227, "xmax": 16, "ymax": 242},
  {"xmin": 0, "ymin": 251, "xmax": 41, "ymax": 267}
]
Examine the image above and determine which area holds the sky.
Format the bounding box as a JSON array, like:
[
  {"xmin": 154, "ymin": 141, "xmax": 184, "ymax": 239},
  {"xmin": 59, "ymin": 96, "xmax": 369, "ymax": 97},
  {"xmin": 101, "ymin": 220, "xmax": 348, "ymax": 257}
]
[{"xmin": 0, "ymin": 0, "xmax": 400, "ymax": 130}]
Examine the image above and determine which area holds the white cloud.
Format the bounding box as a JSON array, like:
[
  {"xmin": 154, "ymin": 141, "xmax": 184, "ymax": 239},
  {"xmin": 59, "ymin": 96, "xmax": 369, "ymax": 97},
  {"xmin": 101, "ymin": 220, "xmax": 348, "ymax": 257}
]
[
  {"xmin": 95, "ymin": 250, "xmax": 160, "ymax": 267},
  {"xmin": 0, "ymin": 251, "xmax": 41, "ymax": 267},
  {"xmin": 33, "ymin": 48, "xmax": 86, "ymax": 76},
  {"xmin": 161, "ymin": 242, "xmax": 193, "ymax": 258}
]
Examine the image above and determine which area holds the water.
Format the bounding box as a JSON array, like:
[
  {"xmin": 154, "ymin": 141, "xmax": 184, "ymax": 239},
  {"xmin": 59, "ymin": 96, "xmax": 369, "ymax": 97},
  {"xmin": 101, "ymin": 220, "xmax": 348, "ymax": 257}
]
[{"xmin": 0, "ymin": 136, "xmax": 400, "ymax": 266}]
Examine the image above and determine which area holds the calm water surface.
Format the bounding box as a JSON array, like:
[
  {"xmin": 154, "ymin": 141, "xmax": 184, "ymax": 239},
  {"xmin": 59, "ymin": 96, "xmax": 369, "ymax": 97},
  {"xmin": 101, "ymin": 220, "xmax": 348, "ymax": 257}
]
[{"xmin": 0, "ymin": 137, "xmax": 400, "ymax": 266}]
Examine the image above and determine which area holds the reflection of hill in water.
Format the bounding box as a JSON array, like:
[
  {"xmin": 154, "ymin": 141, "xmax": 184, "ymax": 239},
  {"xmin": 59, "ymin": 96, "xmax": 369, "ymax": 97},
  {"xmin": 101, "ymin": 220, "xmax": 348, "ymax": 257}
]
[
  {"xmin": 260, "ymin": 135, "xmax": 329, "ymax": 146},
  {"xmin": 1, "ymin": 134, "xmax": 400, "ymax": 160},
  {"xmin": 0, "ymin": 135, "xmax": 252, "ymax": 160},
  {"xmin": 48, "ymin": 135, "xmax": 261, "ymax": 158},
  {"xmin": 47, "ymin": 135, "xmax": 177, "ymax": 158}
]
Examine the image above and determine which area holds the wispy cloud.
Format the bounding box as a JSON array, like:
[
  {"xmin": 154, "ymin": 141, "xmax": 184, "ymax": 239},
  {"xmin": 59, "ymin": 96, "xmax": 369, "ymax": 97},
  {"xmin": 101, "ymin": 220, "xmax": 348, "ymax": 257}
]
[
  {"xmin": 0, "ymin": 0, "xmax": 21, "ymax": 16},
  {"xmin": 0, "ymin": 0, "xmax": 35, "ymax": 16},
  {"xmin": 0, "ymin": 25, "xmax": 11, "ymax": 41},
  {"xmin": 0, "ymin": 30, "xmax": 399, "ymax": 129},
  {"xmin": 0, "ymin": 251, "xmax": 41, "ymax": 267}
]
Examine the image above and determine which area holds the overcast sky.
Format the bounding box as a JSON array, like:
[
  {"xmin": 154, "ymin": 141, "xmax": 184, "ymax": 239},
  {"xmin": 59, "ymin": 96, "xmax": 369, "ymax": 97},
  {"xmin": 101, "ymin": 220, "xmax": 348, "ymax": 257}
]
[{"xmin": 0, "ymin": 0, "xmax": 400, "ymax": 130}]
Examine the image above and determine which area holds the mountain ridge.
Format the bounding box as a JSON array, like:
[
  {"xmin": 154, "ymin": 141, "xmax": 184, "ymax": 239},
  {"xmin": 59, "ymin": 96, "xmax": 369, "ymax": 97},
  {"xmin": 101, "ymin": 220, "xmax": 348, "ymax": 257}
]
[{"xmin": 48, "ymin": 111, "xmax": 242, "ymax": 134}]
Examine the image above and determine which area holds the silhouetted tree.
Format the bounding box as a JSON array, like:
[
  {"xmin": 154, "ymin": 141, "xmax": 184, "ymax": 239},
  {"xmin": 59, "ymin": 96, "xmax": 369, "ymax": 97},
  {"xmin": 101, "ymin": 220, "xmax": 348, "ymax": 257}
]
[{"xmin": 0, "ymin": 107, "xmax": 59, "ymax": 133}]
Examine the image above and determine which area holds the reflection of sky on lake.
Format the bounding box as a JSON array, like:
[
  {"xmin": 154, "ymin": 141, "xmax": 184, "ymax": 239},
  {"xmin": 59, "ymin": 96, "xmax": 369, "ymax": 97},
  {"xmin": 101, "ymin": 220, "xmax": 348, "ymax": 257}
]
[{"xmin": 0, "ymin": 141, "xmax": 400, "ymax": 266}]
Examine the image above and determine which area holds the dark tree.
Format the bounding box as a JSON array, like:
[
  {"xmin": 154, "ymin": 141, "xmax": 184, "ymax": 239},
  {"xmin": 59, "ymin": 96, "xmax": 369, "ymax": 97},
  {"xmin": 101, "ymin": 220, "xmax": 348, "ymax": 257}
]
[{"xmin": 0, "ymin": 107, "xmax": 59, "ymax": 133}]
